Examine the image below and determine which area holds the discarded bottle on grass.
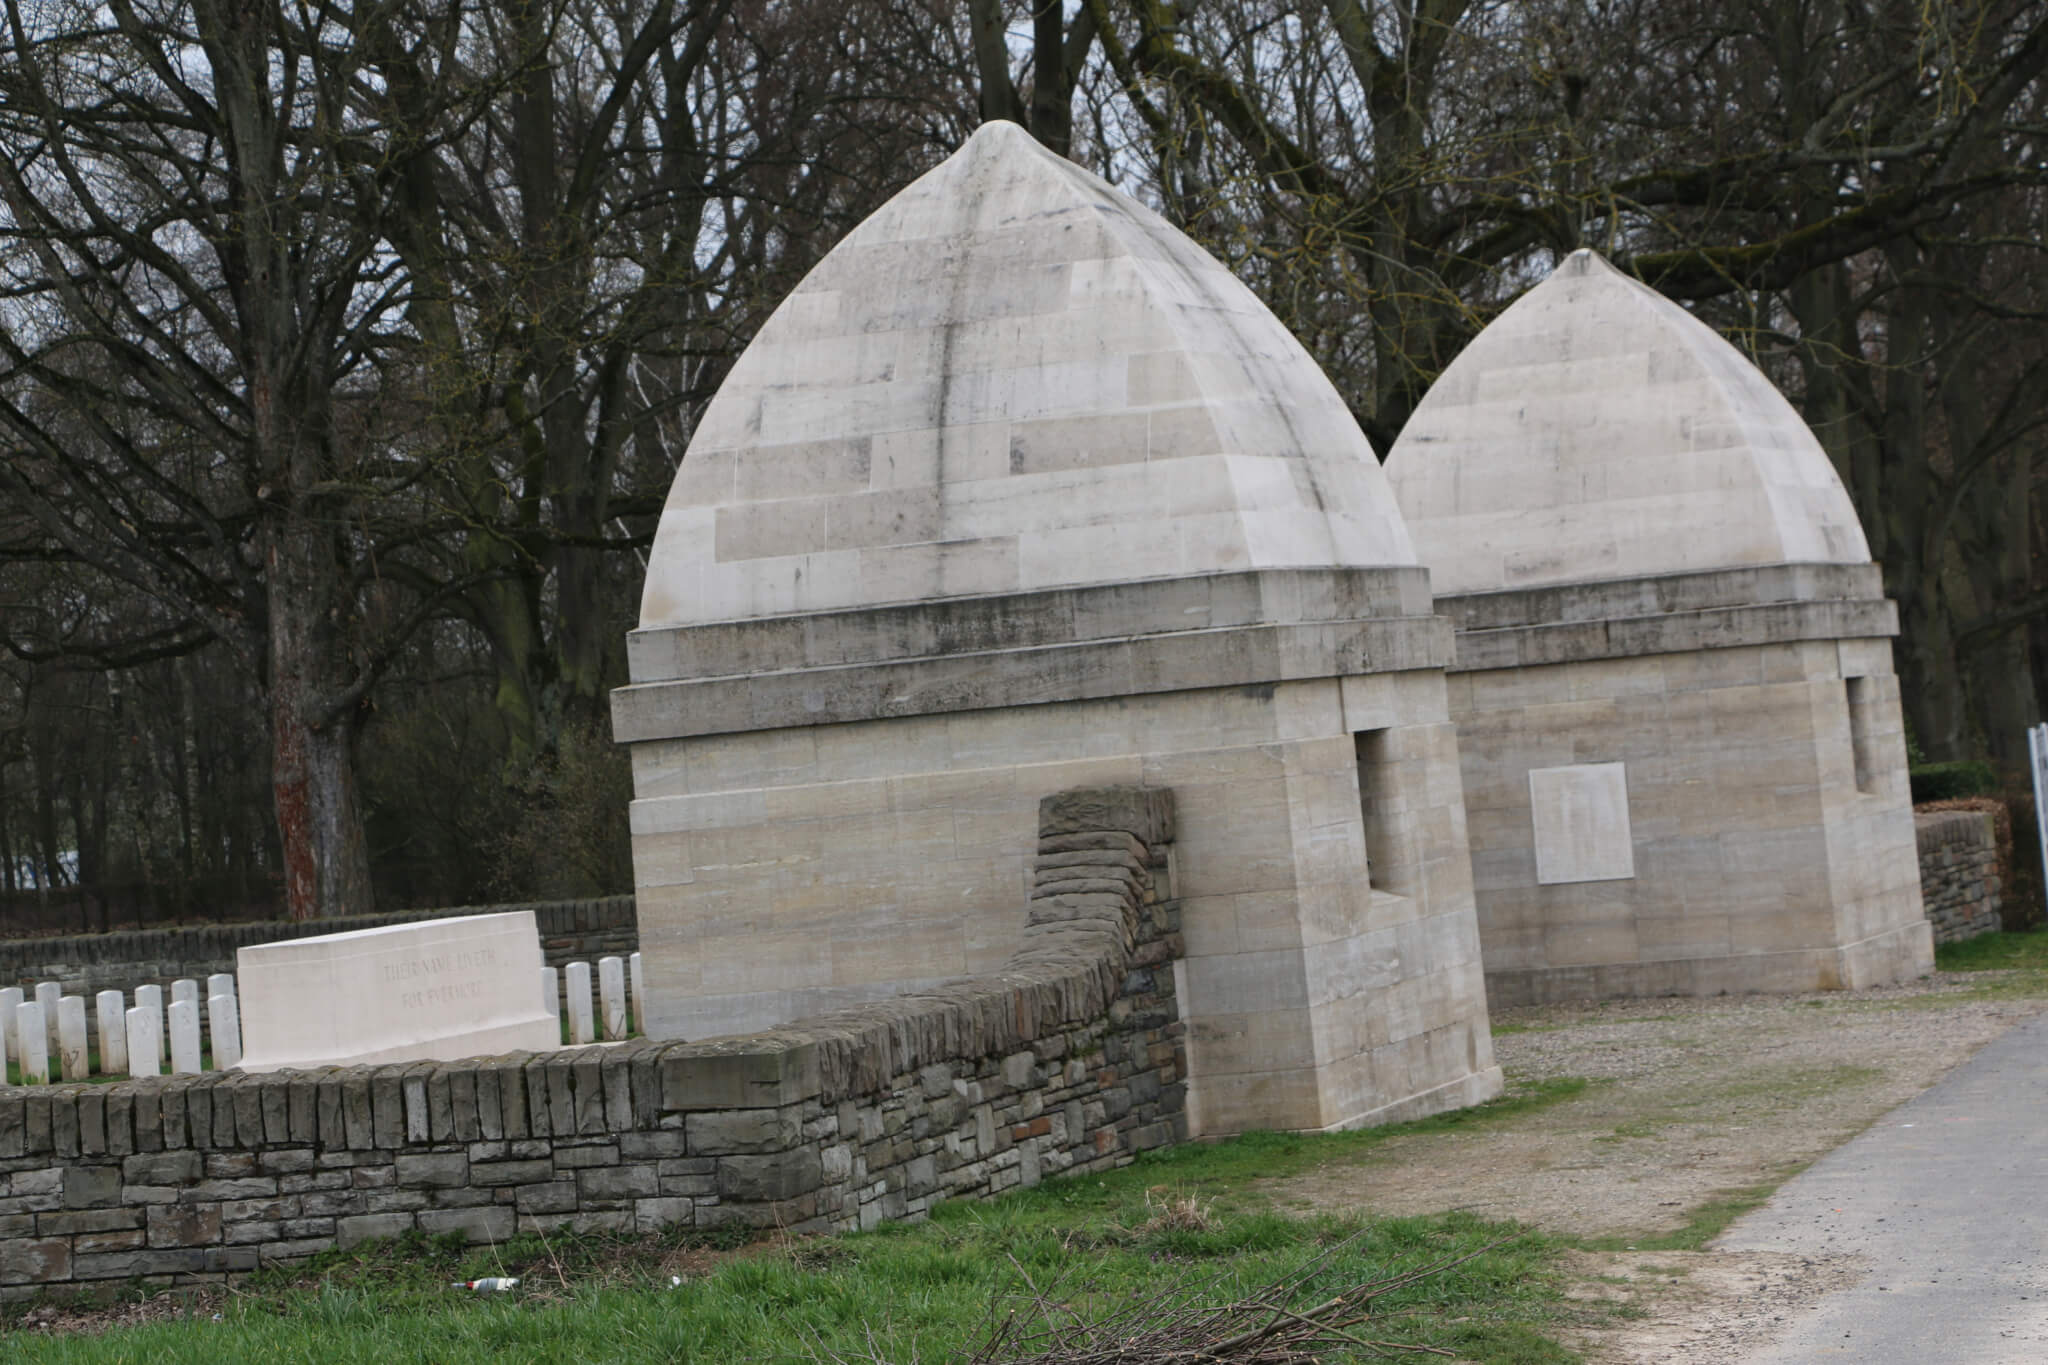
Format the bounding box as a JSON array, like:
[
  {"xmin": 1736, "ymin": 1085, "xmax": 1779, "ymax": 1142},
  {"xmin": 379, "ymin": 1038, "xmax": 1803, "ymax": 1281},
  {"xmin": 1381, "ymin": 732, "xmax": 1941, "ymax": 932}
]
[{"xmin": 452, "ymin": 1277, "xmax": 519, "ymax": 1292}]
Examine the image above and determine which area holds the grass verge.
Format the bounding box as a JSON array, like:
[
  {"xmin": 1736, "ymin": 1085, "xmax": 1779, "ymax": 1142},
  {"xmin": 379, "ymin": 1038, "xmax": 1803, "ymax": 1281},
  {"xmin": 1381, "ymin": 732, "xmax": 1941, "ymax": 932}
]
[{"xmin": 4, "ymin": 1081, "xmax": 1599, "ymax": 1365}]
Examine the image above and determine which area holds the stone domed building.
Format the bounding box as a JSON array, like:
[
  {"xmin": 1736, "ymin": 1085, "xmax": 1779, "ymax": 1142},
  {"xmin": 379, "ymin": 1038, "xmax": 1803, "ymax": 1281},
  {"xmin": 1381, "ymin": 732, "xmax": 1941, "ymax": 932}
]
[
  {"xmin": 1385, "ymin": 249, "xmax": 1933, "ymax": 1003},
  {"xmin": 612, "ymin": 122, "xmax": 1501, "ymax": 1136}
]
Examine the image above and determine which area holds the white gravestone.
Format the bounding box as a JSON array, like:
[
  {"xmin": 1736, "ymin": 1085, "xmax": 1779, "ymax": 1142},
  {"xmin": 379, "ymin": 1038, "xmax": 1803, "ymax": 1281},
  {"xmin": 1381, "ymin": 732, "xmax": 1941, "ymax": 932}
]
[
  {"xmin": 126, "ymin": 1006, "xmax": 162, "ymax": 1077},
  {"xmin": 598, "ymin": 956, "xmax": 627, "ymax": 1041},
  {"xmin": 95, "ymin": 990, "xmax": 127, "ymax": 1075},
  {"xmin": 629, "ymin": 953, "xmax": 644, "ymax": 1035},
  {"xmin": 564, "ymin": 961, "xmax": 595, "ymax": 1045},
  {"xmin": 0, "ymin": 986, "xmax": 20, "ymax": 1069},
  {"xmin": 171, "ymin": 978, "xmax": 199, "ymax": 1013},
  {"xmin": 134, "ymin": 984, "xmax": 167, "ymax": 1064},
  {"xmin": 34, "ymin": 982, "xmax": 59, "ymax": 1050},
  {"xmin": 16, "ymin": 1002, "xmax": 47, "ymax": 1084},
  {"xmin": 168, "ymin": 999, "xmax": 203, "ymax": 1074},
  {"xmin": 208, "ymin": 991, "xmax": 242, "ymax": 1070},
  {"xmin": 207, "ymin": 971, "xmax": 236, "ymax": 1004},
  {"xmin": 234, "ymin": 911, "xmax": 558, "ymax": 1072},
  {"xmin": 539, "ymin": 966, "xmax": 560, "ymax": 1030},
  {"xmin": 57, "ymin": 996, "xmax": 89, "ymax": 1081}
]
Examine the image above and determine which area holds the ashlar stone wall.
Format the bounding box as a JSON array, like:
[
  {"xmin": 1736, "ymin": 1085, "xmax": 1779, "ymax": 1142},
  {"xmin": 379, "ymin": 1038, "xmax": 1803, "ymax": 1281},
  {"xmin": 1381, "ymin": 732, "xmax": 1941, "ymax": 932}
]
[{"xmin": 0, "ymin": 790, "xmax": 1184, "ymax": 1295}]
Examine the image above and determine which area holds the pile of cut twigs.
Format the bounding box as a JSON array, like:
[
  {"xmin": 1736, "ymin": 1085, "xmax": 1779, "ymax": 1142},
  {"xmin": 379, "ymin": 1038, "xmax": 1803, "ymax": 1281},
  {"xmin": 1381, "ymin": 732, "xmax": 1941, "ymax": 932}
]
[{"xmin": 820, "ymin": 1230, "xmax": 1523, "ymax": 1363}]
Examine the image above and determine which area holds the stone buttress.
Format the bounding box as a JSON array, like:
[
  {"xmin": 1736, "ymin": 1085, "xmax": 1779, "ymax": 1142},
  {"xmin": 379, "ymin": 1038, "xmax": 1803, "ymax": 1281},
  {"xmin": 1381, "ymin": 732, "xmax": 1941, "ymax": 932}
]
[{"xmin": 612, "ymin": 122, "xmax": 1501, "ymax": 1135}]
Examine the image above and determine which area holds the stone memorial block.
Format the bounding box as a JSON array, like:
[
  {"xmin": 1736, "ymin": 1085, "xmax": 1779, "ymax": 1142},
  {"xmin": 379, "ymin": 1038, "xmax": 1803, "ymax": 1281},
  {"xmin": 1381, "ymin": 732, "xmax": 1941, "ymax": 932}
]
[
  {"xmin": 168, "ymin": 999, "xmax": 203, "ymax": 1074},
  {"xmin": 614, "ymin": 121, "xmax": 1502, "ymax": 1135},
  {"xmin": 234, "ymin": 911, "xmax": 558, "ymax": 1072},
  {"xmin": 57, "ymin": 996, "xmax": 89, "ymax": 1081},
  {"xmin": 95, "ymin": 990, "xmax": 127, "ymax": 1076},
  {"xmin": 126, "ymin": 1006, "xmax": 162, "ymax": 1078},
  {"xmin": 209, "ymin": 991, "xmax": 242, "ymax": 1070},
  {"xmin": 1386, "ymin": 249, "xmax": 1932, "ymax": 1002},
  {"xmin": 16, "ymin": 1002, "xmax": 47, "ymax": 1084}
]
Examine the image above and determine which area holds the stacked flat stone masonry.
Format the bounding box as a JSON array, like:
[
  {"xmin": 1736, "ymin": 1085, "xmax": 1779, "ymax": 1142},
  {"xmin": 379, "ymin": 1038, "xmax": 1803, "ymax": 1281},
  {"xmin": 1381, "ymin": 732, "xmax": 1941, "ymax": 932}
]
[
  {"xmin": 1915, "ymin": 811, "xmax": 2001, "ymax": 944},
  {"xmin": 0, "ymin": 789, "xmax": 1184, "ymax": 1294}
]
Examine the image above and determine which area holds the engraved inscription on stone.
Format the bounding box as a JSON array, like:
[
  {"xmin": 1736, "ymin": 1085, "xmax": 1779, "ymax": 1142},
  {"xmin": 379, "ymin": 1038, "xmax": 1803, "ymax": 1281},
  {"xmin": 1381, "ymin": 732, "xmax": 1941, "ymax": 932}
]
[
  {"xmin": 1529, "ymin": 762, "xmax": 1636, "ymax": 884},
  {"xmin": 384, "ymin": 947, "xmax": 499, "ymax": 1011}
]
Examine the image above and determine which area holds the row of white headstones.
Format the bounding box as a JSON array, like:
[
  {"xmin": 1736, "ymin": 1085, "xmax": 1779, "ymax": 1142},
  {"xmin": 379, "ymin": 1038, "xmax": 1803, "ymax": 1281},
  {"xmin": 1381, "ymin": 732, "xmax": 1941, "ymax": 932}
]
[
  {"xmin": 0, "ymin": 975, "xmax": 243, "ymax": 1085},
  {"xmin": 0, "ymin": 951, "xmax": 648, "ymax": 1085},
  {"xmin": 549, "ymin": 953, "xmax": 646, "ymax": 1046}
]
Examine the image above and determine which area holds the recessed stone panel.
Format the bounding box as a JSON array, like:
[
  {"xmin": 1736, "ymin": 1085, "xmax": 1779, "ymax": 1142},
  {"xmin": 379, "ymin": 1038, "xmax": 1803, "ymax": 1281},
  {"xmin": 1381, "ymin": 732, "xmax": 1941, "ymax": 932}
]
[{"xmin": 1529, "ymin": 762, "xmax": 1636, "ymax": 885}]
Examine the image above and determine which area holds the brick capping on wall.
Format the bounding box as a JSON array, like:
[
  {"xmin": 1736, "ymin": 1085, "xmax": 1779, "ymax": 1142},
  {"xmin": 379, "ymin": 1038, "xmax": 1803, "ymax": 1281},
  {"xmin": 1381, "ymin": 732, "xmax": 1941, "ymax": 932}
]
[
  {"xmin": 1915, "ymin": 810, "xmax": 2001, "ymax": 945},
  {"xmin": 0, "ymin": 788, "xmax": 1186, "ymax": 1293}
]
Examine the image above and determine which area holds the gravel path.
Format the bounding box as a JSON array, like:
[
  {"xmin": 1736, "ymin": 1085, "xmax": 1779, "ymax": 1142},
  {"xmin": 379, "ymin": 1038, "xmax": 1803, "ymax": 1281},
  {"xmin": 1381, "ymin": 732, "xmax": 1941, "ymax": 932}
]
[{"xmin": 1258, "ymin": 973, "xmax": 2048, "ymax": 1362}]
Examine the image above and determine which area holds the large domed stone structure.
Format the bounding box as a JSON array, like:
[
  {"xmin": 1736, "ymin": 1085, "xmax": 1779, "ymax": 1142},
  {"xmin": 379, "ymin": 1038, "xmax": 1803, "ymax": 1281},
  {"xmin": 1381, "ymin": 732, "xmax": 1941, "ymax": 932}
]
[
  {"xmin": 1385, "ymin": 249, "xmax": 1933, "ymax": 1003},
  {"xmin": 613, "ymin": 122, "xmax": 1500, "ymax": 1136}
]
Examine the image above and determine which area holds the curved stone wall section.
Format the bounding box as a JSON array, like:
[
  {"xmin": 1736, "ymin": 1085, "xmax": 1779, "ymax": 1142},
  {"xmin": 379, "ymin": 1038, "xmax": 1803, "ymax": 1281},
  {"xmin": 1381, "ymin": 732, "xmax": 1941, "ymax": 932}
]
[{"xmin": 0, "ymin": 790, "xmax": 1184, "ymax": 1294}]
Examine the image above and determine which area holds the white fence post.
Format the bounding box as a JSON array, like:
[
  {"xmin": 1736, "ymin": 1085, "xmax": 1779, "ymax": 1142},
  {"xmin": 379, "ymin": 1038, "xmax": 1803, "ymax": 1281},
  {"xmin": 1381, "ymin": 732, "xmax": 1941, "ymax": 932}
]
[{"xmin": 2029, "ymin": 723, "xmax": 2048, "ymax": 925}]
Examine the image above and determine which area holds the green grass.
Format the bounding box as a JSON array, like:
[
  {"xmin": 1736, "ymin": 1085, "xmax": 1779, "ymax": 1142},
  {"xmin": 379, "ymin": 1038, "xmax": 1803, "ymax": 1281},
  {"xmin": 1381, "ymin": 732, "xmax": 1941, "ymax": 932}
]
[
  {"xmin": 1581, "ymin": 1173, "xmax": 1804, "ymax": 1254},
  {"xmin": 1935, "ymin": 928, "xmax": 2048, "ymax": 973},
  {"xmin": 4, "ymin": 1089, "xmax": 1602, "ymax": 1364}
]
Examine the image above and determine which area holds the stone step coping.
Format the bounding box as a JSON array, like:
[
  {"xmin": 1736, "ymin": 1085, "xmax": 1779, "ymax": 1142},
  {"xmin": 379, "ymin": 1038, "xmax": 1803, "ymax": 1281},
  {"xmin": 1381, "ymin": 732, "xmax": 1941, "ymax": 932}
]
[
  {"xmin": 1447, "ymin": 597, "xmax": 1897, "ymax": 673},
  {"xmin": 1914, "ymin": 809, "xmax": 1996, "ymax": 852},
  {"xmin": 1435, "ymin": 562, "xmax": 1886, "ymax": 631},
  {"xmin": 624, "ymin": 567, "xmax": 1435, "ymax": 685}
]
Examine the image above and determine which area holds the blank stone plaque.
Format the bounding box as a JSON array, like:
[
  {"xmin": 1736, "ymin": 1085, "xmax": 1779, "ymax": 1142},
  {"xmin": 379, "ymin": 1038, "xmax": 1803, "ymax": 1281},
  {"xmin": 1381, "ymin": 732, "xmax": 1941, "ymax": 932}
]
[{"xmin": 1529, "ymin": 762, "xmax": 1636, "ymax": 884}]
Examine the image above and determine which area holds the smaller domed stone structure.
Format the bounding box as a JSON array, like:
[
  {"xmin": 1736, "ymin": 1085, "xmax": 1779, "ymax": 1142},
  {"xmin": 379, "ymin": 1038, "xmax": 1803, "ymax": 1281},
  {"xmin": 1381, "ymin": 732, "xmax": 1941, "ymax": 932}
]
[
  {"xmin": 1385, "ymin": 250, "xmax": 1933, "ymax": 1003},
  {"xmin": 614, "ymin": 123, "xmax": 1501, "ymax": 1136}
]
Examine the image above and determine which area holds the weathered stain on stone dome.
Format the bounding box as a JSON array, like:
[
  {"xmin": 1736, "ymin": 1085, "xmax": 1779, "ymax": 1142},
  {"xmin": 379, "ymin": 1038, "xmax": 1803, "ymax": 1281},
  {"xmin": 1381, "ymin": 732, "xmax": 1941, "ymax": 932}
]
[
  {"xmin": 640, "ymin": 120, "xmax": 1414, "ymax": 630},
  {"xmin": 1386, "ymin": 248, "xmax": 1869, "ymax": 597}
]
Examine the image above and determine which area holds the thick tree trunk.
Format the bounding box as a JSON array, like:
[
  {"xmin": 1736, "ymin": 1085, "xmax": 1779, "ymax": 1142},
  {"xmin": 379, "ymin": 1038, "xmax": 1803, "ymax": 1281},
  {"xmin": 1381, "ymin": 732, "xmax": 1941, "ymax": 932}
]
[{"xmin": 266, "ymin": 534, "xmax": 373, "ymax": 921}]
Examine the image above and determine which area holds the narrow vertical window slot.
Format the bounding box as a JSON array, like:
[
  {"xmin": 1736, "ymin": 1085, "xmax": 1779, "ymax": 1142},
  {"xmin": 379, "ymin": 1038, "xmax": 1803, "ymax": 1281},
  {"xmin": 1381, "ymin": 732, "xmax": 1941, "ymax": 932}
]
[
  {"xmin": 1846, "ymin": 676, "xmax": 1878, "ymax": 795},
  {"xmin": 1354, "ymin": 729, "xmax": 1411, "ymax": 896}
]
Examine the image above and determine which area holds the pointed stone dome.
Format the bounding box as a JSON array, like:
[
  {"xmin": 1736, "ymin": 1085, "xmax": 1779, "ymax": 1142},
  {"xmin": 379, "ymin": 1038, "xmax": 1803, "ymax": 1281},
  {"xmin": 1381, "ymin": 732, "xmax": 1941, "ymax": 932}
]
[
  {"xmin": 640, "ymin": 121, "xmax": 1415, "ymax": 630},
  {"xmin": 1384, "ymin": 249, "xmax": 1869, "ymax": 597}
]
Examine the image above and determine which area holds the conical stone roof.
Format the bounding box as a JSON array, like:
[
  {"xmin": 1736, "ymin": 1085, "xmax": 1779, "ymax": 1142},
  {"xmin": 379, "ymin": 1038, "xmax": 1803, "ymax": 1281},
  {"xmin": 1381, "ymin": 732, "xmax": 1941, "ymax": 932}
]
[
  {"xmin": 1385, "ymin": 249, "xmax": 1869, "ymax": 597},
  {"xmin": 640, "ymin": 121, "xmax": 1415, "ymax": 630}
]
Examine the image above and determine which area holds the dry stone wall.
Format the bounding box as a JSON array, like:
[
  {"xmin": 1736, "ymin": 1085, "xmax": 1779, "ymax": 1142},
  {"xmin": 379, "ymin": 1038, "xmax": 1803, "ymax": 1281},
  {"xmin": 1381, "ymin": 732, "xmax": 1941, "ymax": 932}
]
[
  {"xmin": 0, "ymin": 789, "xmax": 1184, "ymax": 1295},
  {"xmin": 1915, "ymin": 811, "xmax": 2001, "ymax": 944}
]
